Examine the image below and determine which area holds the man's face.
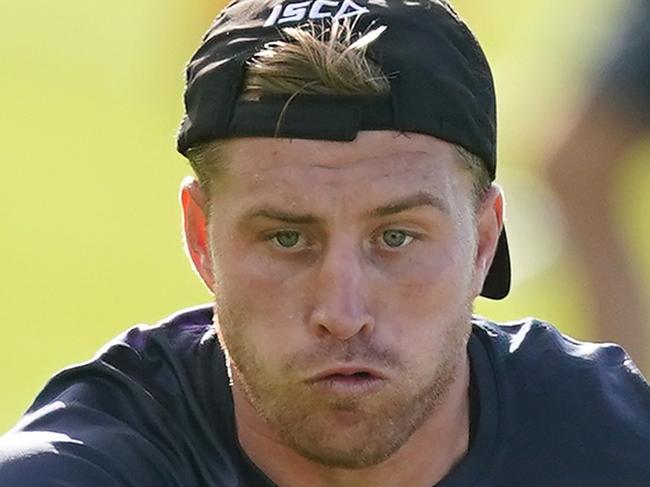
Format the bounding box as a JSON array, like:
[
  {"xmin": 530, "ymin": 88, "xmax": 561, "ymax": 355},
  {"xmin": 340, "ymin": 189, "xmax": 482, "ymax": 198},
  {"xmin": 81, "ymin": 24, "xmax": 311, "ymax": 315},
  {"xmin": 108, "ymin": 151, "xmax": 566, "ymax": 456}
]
[{"xmin": 186, "ymin": 131, "xmax": 499, "ymax": 468}]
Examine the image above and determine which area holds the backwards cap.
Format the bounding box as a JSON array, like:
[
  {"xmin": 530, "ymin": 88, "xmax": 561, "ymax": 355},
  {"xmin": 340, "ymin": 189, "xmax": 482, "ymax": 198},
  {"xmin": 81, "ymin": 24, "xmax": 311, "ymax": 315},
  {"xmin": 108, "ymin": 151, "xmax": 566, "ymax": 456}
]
[{"xmin": 177, "ymin": 0, "xmax": 511, "ymax": 299}]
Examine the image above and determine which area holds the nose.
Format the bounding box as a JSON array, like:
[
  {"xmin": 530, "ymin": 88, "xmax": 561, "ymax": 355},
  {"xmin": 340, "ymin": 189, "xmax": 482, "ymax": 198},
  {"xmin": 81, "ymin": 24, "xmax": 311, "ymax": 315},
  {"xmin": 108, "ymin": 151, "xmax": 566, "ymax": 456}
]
[{"xmin": 308, "ymin": 239, "xmax": 375, "ymax": 340}]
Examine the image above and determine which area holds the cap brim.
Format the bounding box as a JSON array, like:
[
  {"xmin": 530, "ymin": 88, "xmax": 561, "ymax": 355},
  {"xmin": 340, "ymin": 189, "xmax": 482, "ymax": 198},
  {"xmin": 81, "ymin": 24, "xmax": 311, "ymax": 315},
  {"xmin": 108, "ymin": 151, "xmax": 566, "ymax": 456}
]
[{"xmin": 480, "ymin": 228, "xmax": 511, "ymax": 299}]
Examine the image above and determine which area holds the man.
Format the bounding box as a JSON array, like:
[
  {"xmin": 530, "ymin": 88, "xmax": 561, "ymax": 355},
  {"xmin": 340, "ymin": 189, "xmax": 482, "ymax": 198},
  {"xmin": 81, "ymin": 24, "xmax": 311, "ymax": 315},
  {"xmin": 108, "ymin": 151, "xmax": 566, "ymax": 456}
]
[
  {"xmin": 1, "ymin": 1, "xmax": 649, "ymax": 486},
  {"xmin": 543, "ymin": 0, "xmax": 650, "ymax": 371}
]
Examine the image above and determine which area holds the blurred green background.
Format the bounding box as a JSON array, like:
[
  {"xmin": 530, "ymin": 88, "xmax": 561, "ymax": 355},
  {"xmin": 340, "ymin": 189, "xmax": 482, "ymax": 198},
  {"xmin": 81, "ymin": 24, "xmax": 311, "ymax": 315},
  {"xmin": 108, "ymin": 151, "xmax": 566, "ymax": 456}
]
[{"xmin": 2, "ymin": 0, "xmax": 649, "ymax": 433}]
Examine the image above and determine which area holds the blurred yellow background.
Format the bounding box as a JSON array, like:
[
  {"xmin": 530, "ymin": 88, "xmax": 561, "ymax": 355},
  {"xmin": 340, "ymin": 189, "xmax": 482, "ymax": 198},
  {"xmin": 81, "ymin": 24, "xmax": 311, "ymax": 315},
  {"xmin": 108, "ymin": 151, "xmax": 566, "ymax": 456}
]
[{"xmin": 2, "ymin": 0, "xmax": 649, "ymax": 433}]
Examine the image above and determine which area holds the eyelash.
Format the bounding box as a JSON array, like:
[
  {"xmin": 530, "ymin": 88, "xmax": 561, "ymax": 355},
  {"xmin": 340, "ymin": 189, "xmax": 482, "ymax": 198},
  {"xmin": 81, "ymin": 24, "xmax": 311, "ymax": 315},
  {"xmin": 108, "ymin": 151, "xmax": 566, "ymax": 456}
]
[
  {"xmin": 374, "ymin": 229, "xmax": 419, "ymax": 250},
  {"xmin": 264, "ymin": 228, "xmax": 422, "ymax": 251},
  {"xmin": 265, "ymin": 230, "xmax": 310, "ymax": 250}
]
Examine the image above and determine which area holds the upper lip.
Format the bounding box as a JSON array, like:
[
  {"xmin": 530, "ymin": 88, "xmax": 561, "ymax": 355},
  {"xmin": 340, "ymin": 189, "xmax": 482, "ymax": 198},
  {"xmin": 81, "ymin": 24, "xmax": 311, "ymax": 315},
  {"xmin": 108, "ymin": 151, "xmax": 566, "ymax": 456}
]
[{"xmin": 307, "ymin": 365, "xmax": 388, "ymax": 383}]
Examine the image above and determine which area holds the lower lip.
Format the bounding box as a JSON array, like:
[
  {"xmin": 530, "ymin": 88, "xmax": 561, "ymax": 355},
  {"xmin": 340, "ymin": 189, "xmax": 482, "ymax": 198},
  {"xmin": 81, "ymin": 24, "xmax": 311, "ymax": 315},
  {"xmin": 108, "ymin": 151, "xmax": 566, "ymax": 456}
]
[{"xmin": 309, "ymin": 374, "xmax": 386, "ymax": 396}]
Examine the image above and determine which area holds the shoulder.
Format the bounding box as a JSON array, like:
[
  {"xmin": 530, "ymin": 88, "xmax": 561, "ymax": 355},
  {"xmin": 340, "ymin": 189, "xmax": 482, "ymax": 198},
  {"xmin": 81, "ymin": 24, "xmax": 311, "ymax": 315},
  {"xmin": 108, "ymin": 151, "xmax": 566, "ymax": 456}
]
[
  {"xmin": 0, "ymin": 305, "xmax": 239, "ymax": 486},
  {"xmin": 475, "ymin": 316, "xmax": 646, "ymax": 379},
  {"xmin": 473, "ymin": 316, "xmax": 649, "ymax": 413},
  {"xmin": 472, "ymin": 317, "xmax": 650, "ymax": 484},
  {"xmin": 26, "ymin": 304, "xmax": 222, "ymax": 425}
]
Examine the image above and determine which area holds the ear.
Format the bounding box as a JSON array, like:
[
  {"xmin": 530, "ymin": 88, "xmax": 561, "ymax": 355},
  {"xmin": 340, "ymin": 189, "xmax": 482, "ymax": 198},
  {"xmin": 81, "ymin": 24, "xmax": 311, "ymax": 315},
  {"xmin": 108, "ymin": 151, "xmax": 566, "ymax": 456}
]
[
  {"xmin": 472, "ymin": 184, "xmax": 504, "ymax": 296},
  {"xmin": 180, "ymin": 177, "xmax": 215, "ymax": 293}
]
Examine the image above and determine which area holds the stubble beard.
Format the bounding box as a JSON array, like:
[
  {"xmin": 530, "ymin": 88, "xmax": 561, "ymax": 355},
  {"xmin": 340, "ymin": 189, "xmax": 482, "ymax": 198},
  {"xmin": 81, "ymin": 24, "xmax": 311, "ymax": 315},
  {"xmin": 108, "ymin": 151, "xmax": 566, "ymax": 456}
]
[{"xmin": 214, "ymin": 301, "xmax": 472, "ymax": 470}]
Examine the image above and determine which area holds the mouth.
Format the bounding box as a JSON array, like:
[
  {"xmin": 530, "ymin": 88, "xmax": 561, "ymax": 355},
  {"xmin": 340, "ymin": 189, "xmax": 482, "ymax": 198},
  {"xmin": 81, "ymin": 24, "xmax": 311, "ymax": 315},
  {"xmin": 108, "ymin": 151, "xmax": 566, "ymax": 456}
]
[{"xmin": 307, "ymin": 367, "xmax": 387, "ymax": 396}]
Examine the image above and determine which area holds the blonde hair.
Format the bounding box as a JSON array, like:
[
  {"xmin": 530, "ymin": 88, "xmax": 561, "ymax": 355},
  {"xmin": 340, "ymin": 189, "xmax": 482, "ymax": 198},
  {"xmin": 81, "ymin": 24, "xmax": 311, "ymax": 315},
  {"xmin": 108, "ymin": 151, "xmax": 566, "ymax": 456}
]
[
  {"xmin": 243, "ymin": 21, "xmax": 390, "ymax": 99},
  {"xmin": 188, "ymin": 19, "xmax": 490, "ymax": 202}
]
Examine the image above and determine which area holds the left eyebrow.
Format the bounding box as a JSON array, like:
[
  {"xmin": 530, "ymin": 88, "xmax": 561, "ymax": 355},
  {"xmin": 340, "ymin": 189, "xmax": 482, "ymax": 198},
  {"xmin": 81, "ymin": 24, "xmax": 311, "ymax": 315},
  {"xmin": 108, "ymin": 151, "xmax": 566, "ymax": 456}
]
[
  {"xmin": 366, "ymin": 191, "xmax": 450, "ymax": 218},
  {"xmin": 239, "ymin": 208, "xmax": 321, "ymax": 225}
]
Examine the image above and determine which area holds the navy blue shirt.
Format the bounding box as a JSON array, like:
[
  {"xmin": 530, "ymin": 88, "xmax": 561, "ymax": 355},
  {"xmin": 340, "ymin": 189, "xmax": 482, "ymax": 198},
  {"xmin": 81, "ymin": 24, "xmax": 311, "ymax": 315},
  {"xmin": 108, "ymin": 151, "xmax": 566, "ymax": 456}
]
[{"xmin": 1, "ymin": 305, "xmax": 649, "ymax": 486}]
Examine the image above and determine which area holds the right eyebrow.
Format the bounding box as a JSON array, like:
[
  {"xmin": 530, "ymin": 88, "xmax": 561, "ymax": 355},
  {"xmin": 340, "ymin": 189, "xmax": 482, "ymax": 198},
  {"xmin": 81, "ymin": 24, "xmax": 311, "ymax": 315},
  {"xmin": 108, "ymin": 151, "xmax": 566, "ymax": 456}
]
[{"xmin": 239, "ymin": 207, "xmax": 322, "ymax": 225}]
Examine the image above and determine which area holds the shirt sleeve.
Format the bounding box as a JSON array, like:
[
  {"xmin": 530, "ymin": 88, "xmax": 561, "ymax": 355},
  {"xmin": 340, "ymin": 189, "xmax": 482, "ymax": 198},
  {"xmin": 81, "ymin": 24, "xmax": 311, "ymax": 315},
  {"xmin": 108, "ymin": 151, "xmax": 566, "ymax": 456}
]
[
  {"xmin": 0, "ymin": 400, "xmax": 179, "ymax": 487},
  {"xmin": 0, "ymin": 431, "xmax": 125, "ymax": 487},
  {"xmin": 0, "ymin": 316, "xmax": 240, "ymax": 487},
  {"xmin": 0, "ymin": 349, "xmax": 191, "ymax": 487}
]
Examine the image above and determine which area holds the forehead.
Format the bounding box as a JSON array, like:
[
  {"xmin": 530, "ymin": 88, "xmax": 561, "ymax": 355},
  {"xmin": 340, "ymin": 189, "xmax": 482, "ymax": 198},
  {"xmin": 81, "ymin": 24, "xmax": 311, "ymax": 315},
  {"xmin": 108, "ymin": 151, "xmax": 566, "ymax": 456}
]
[
  {"xmin": 223, "ymin": 131, "xmax": 462, "ymax": 177},
  {"xmin": 211, "ymin": 131, "xmax": 473, "ymax": 212}
]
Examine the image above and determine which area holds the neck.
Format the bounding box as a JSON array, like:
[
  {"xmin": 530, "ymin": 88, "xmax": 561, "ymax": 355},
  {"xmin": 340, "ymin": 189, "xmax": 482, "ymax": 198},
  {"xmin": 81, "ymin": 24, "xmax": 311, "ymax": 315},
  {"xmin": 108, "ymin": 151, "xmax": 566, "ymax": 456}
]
[{"xmin": 234, "ymin": 355, "xmax": 471, "ymax": 487}]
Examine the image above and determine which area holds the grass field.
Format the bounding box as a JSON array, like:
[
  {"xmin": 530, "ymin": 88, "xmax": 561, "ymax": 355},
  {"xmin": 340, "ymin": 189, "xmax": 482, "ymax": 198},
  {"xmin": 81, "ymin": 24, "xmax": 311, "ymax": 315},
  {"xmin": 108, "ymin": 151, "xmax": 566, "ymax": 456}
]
[{"xmin": 2, "ymin": 0, "xmax": 649, "ymax": 433}]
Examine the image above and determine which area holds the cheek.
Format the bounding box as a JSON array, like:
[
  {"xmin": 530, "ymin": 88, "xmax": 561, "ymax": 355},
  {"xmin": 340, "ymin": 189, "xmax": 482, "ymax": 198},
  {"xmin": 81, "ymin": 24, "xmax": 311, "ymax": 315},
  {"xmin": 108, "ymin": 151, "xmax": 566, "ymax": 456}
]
[
  {"xmin": 370, "ymin": 239, "xmax": 475, "ymax": 346},
  {"xmin": 385, "ymin": 239, "xmax": 475, "ymax": 304},
  {"xmin": 212, "ymin": 246, "xmax": 309, "ymax": 351}
]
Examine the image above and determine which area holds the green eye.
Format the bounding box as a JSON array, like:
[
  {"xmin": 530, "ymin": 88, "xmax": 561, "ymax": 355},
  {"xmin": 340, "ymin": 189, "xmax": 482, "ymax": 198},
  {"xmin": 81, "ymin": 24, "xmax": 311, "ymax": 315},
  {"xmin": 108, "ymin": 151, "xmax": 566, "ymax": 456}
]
[
  {"xmin": 273, "ymin": 231, "xmax": 301, "ymax": 248},
  {"xmin": 382, "ymin": 230, "xmax": 412, "ymax": 248}
]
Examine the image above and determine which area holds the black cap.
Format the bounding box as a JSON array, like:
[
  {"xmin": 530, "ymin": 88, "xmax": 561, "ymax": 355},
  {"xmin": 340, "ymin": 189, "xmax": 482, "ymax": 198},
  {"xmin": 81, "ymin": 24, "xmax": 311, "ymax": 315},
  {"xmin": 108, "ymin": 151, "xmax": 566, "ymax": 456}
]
[{"xmin": 177, "ymin": 0, "xmax": 511, "ymax": 299}]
